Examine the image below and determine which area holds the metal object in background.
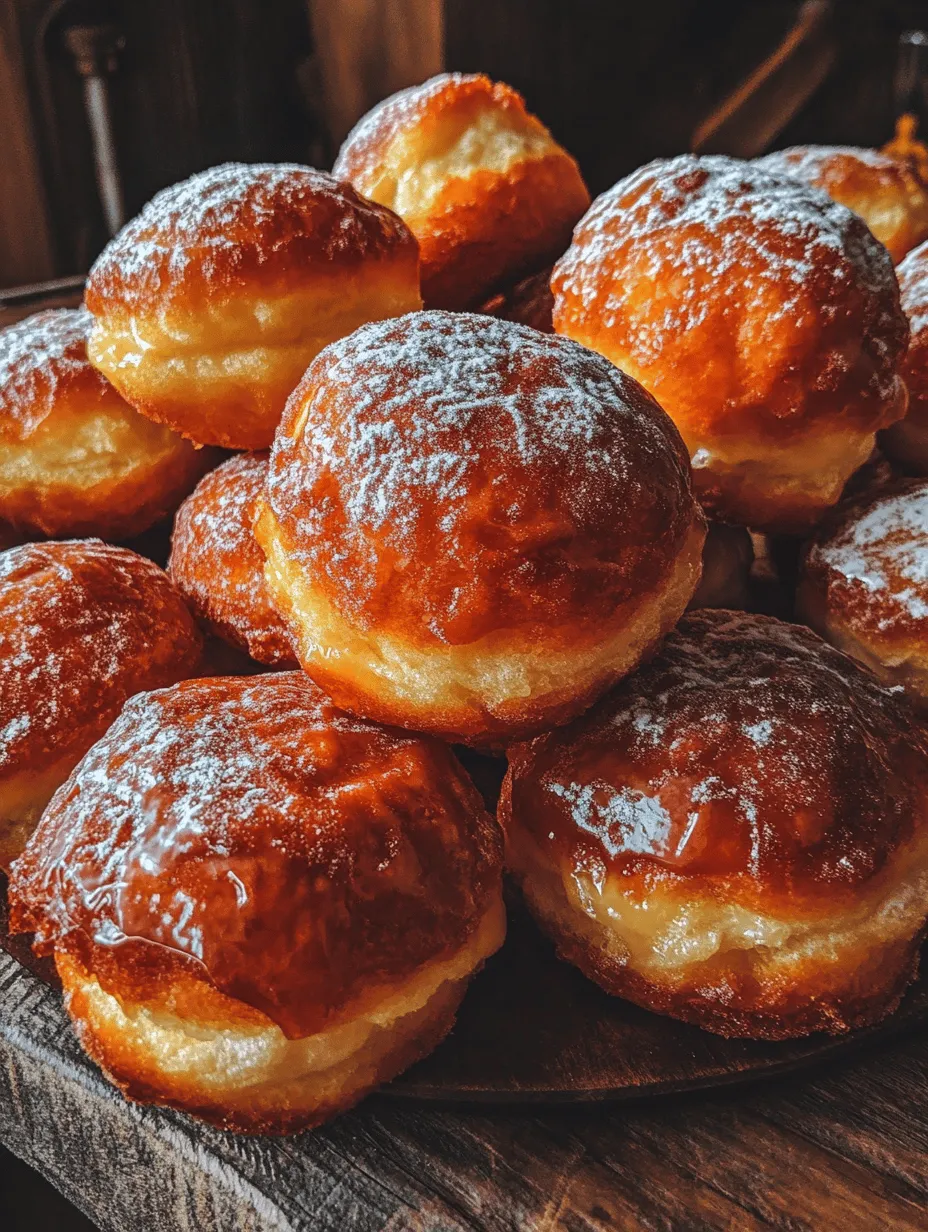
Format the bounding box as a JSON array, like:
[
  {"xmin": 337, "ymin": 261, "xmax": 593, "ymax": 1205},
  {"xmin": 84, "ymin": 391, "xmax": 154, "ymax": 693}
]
[
  {"xmin": 692, "ymin": 0, "xmax": 836, "ymax": 157},
  {"xmin": 62, "ymin": 22, "xmax": 126, "ymax": 237},
  {"xmin": 896, "ymin": 29, "xmax": 928, "ymax": 124}
]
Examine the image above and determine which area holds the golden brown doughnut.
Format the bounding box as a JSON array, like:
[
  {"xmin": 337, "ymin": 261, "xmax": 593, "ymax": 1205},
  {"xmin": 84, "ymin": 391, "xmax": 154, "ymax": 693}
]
[
  {"xmin": 169, "ymin": 451, "xmax": 296, "ymax": 667},
  {"xmin": 85, "ymin": 164, "xmax": 421, "ymax": 450},
  {"xmin": 9, "ymin": 672, "xmax": 505, "ymax": 1133},
  {"xmin": 882, "ymin": 239, "xmax": 928, "ymax": 472},
  {"xmin": 552, "ymin": 154, "xmax": 910, "ymax": 533},
  {"xmin": 797, "ymin": 477, "xmax": 928, "ymax": 708},
  {"xmin": 333, "ymin": 74, "xmax": 589, "ymax": 310},
  {"xmin": 0, "ymin": 309, "xmax": 215, "ymax": 539},
  {"xmin": 0, "ymin": 539, "xmax": 202, "ymax": 867},
  {"xmin": 689, "ymin": 522, "xmax": 754, "ymax": 610},
  {"xmin": 755, "ymin": 145, "xmax": 928, "ymax": 262},
  {"xmin": 501, "ymin": 609, "xmax": 928, "ymax": 1039},
  {"xmin": 256, "ymin": 311, "xmax": 706, "ymax": 744}
]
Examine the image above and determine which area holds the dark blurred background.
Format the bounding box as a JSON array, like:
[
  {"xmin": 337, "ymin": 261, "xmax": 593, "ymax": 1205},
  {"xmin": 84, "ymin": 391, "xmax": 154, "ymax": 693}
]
[{"xmin": 2, "ymin": 0, "xmax": 928, "ymax": 291}]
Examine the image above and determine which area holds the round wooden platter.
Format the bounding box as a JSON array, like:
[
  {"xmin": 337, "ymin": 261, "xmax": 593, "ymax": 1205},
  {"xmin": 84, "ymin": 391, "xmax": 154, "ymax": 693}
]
[{"xmin": 3, "ymin": 873, "xmax": 927, "ymax": 1108}]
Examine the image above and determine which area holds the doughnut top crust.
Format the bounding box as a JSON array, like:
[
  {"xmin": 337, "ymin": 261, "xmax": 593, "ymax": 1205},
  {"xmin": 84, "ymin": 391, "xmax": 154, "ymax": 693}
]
[
  {"xmin": 266, "ymin": 310, "xmax": 700, "ymax": 645},
  {"xmin": 169, "ymin": 452, "xmax": 295, "ymax": 666},
  {"xmin": 85, "ymin": 163, "xmax": 418, "ymax": 317},
  {"xmin": 503, "ymin": 610, "xmax": 928, "ymax": 908},
  {"xmin": 0, "ymin": 309, "xmax": 111, "ymax": 440},
  {"xmin": 0, "ymin": 540, "xmax": 203, "ymax": 779},
  {"xmin": 755, "ymin": 145, "xmax": 928, "ymax": 262},
  {"xmin": 552, "ymin": 154, "xmax": 908, "ymax": 445},
  {"xmin": 803, "ymin": 479, "xmax": 928, "ymax": 644},
  {"xmin": 10, "ymin": 672, "xmax": 503, "ymax": 1039},
  {"xmin": 898, "ymin": 240, "xmax": 928, "ymax": 414}
]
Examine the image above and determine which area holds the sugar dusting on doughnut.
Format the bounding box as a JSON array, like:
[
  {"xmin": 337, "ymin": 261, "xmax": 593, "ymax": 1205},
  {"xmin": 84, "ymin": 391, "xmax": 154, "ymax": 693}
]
[{"xmin": 0, "ymin": 309, "xmax": 107, "ymax": 439}]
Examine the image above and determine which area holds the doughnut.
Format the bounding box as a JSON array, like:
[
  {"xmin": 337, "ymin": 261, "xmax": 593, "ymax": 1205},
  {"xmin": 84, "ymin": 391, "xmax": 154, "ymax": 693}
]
[
  {"xmin": 333, "ymin": 74, "xmax": 590, "ymax": 310},
  {"xmin": 169, "ymin": 452, "xmax": 296, "ymax": 667},
  {"xmin": 85, "ymin": 164, "xmax": 421, "ymax": 450},
  {"xmin": 882, "ymin": 239, "xmax": 928, "ymax": 472},
  {"xmin": 755, "ymin": 145, "xmax": 928, "ymax": 263},
  {"xmin": 552, "ymin": 154, "xmax": 910, "ymax": 533},
  {"xmin": 689, "ymin": 522, "xmax": 754, "ymax": 610},
  {"xmin": 480, "ymin": 267, "xmax": 554, "ymax": 333},
  {"xmin": 501, "ymin": 609, "xmax": 928, "ymax": 1039},
  {"xmin": 797, "ymin": 477, "xmax": 928, "ymax": 709},
  {"xmin": 255, "ymin": 311, "xmax": 706, "ymax": 744},
  {"xmin": 0, "ymin": 539, "xmax": 202, "ymax": 868},
  {"xmin": 8, "ymin": 672, "xmax": 505, "ymax": 1133},
  {"xmin": 0, "ymin": 309, "xmax": 215, "ymax": 539}
]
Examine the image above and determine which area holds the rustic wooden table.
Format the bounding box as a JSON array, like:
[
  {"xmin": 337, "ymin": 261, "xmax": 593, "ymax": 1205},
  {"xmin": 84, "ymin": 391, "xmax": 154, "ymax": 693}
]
[{"xmin": 2, "ymin": 949, "xmax": 927, "ymax": 1231}]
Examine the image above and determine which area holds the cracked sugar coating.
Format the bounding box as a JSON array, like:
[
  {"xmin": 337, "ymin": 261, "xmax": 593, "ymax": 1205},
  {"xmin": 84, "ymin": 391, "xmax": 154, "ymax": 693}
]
[
  {"xmin": 504, "ymin": 610, "xmax": 928, "ymax": 904},
  {"xmin": 169, "ymin": 452, "xmax": 296, "ymax": 666},
  {"xmin": 266, "ymin": 310, "xmax": 699, "ymax": 646},
  {"xmin": 86, "ymin": 162, "xmax": 417, "ymax": 314},
  {"xmin": 10, "ymin": 672, "xmax": 503, "ymax": 1040},
  {"xmin": 0, "ymin": 540, "xmax": 202, "ymax": 779},
  {"xmin": 0, "ymin": 309, "xmax": 106, "ymax": 440}
]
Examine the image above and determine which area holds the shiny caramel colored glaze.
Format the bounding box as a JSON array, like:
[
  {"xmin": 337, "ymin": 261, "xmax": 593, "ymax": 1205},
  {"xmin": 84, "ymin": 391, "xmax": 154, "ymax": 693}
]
[
  {"xmin": 0, "ymin": 540, "xmax": 203, "ymax": 784},
  {"xmin": 480, "ymin": 267, "xmax": 554, "ymax": 333},
  {"xmin": 169, "ymin": 452, "xmax": 296, "ymax": 667},
  {"xmin": 552, "ymin": 155, "xmax": 909, "ymax": 531},
  {"xmin": 883, "ymin": 239, "xmax": 928, "ymax": 473},
  {"xmin": 798, "ymin": 478, "xmax": 928, "ymax": 705},
  {"xmin": 85, "ymin": 164, "xmax": 417, "ymax": 318},
  {"xmin": 502, "ymin": 610, "xmax": 928, "ymax": 912},
  {"xmin": 756, "ymin": 145, "xmax": 928, "ymax": 263},
  {"xmin": 333, "ymin": 73, "xmax": 590, "ymax": 310},
  {"xmin": 0, "ymin": 309, "xmax": 216, "ymax": 540},
  {"xmin": 10, "ymin": 672, "xmax": 504, "ymax": 1040},
  {"xmin": 264, "ymin": 311, "xmax": 701, "ymax": 649}
]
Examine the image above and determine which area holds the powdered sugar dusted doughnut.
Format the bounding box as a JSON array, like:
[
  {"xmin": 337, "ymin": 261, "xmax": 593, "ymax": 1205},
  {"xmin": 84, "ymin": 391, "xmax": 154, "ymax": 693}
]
[
  {"xmin": 501, "ymin": 609, "xmax": 928, "ymax": 1039},
  {"xmin": 882, "ymin": 238, "xmax": 928, "ymax": 473},
  {"xmin": 9, "ymin": 671, "xmax": 505, "ymax": 1133},
  {"xmin": 756, "ymin": 145, "xmax": 928, "ymax": 262},
  {"xmin": 0, "ymin": 308, "xmax": 214, "ymax": 539},
  {"xmin": 798, "ymin": 477, "xmax": 928, "ymax": 707},
  {"xmin": 552, "ymin": 154, "xmax": 909, "ymax": 533},
  {"xmin": 0, "ymin": 539, "xmax": 202, "ymax": 867},
  {"xmin": 169, "ymin": 452, "xmax": 295, "ymax": 667},
  {"xmin": 334, "ymin": 74, "xmax": 589, "ymax": 310},
  {"xmin": 256, "ymin": 311, "xmax": 706, "ymax": 744},
  {"xmin": 85, "ymin": 164, "xmax": 421, "ymax": 450}
]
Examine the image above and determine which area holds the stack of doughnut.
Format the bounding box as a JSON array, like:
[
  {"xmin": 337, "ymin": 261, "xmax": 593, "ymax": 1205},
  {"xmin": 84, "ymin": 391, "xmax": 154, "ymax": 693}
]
[{"xmin": 5, "ymin": 72, "xmax": 928, "ymax": 1134}]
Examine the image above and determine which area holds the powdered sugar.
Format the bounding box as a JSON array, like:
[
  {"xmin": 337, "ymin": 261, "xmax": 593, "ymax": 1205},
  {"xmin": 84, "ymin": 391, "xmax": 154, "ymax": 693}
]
[
  {"xmin": 898, "ymin": 241, "xmax": 928, "ymax": 336},
  {"xmin": 0, "ymin": 309, "xmax": 102, "ymax": 438}
]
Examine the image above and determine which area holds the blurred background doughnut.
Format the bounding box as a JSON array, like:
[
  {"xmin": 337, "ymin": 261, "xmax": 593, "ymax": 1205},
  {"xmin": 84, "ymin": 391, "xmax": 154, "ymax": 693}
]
[
  {"xmin": 85, "ymin": 164, "xmax": 421, "ymax": 450},
  {"xmin": 333, "ymin": 73, "xmax": 590, "ymax": 311},
  {"xmin": 882, "ymin": 238, "xmax": 928, "ymax": 473},
  {"xmin": 755, "ymin": 145, "xmax": 928, "ymax": 262},
  {"xmin": 798, "ymin": 477, "xmax": 928, "ymax": 709},
  {"xmin": 0, "ymin": 308, "xmax": 215, "ymax": 541},
  {"xmin": 479, "ymin": 267, "xmax": 555, "ymax": 333},
  {"xmin": 257, "ymin": 311, "xmax": 706, "ymax": 744},
  {"xmin": 169, "ymin": 452, "xmax": 296, "ymax": 668},
  {"xmin": 0, "ymin": 539, "xmax": 202, "ymax": 868},
  {"xmin": 501, "ymin": 609, "xmax": 928, "ymax": 1039},
  {"xmin": 552, "ymin": 154, "xmax": 909, "ymax": 534},
  {"xmin": 8, "ymin": 672, "xmax": 505, "ymax": 1133},
  {"xmin": 689, "ymin": 522, "xmax": 754, "ymax": 611}
]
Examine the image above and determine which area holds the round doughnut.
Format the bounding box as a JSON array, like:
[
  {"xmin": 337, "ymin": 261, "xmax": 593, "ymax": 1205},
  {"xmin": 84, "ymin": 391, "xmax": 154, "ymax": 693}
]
[
  {"xmin": 333, "ymin": 73, "xmax": 590, "ymax": 311},
  {"xmin": 0, "ymin": 308, "xmax": 215, "ymax": 539},
  {"xmin": 689, "ymin": 522, "xmax": 754, "ymax": 610},
  {"xmin": 85, "ymin": 163, "xmax": 421, "ymax": 450},
  {"xmin": 882, "ymin": 239, "xmax": 928, "ymax": 472},
  {"xmin": 8, "ymin": 672, "xmax": 505, "ymax": 1133},
  {"xmin": 797, "ymin": 478, "xmax": 928, "ymax": 709},
  {"xmin": 501, "ymin": 609, "xmax": 928, "ymax": 1039},
  {"xmin": 755, "ymin": 145, "xmax": 928, "ymax": 263},
  {"xmin": 552, "ymin": 154, "xmax": 910, "ymax": 533},
  {"xmin": 0, "ymin": 539, "xmax": 203, "ymax": 868},
  {"xmin": 169, "ymin": 452, "xmax": 296, "ymax": 667},
  {"xmin": 255, "ymin": 311, "xmax": 706, "ymax": 745}
]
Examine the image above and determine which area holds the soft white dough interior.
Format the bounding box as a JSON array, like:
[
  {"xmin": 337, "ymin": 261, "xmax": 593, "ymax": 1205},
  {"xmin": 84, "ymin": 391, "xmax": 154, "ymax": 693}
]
[
  {"xmin": 368, "ymin": 107, "xmax": 556, "ymax": 220},
  {"xmin": 262, "ymin": 515, "xmax": 705, "ymax": 719},
  {"xmin": 72, "ymin": 899, "xmax": 505, "ymax": 1100}
]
